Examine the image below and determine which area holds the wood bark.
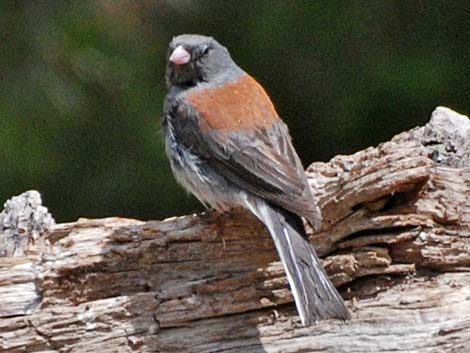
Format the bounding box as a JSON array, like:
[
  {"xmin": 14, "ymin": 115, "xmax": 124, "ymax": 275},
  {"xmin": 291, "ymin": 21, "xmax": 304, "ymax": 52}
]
[{"xmin": 1, "ymin": 106, "xmax": 469, "ymax": 353}]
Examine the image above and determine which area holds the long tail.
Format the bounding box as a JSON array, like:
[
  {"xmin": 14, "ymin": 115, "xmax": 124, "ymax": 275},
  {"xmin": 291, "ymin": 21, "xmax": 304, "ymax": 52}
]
[{"xmin": 244, "ymin": 196, "xmax": 350, "ymax": 325}]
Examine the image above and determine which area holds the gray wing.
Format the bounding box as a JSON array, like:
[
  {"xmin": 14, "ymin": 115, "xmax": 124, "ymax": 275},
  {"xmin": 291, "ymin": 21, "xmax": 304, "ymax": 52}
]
[{"xmin": 167, "ymin": 99, "xmax": 322, "ymax": 230}]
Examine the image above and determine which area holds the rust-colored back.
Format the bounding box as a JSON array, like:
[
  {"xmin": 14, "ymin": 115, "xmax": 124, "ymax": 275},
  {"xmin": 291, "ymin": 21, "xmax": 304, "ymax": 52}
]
[{"xmin": 187, "ymin": 74, "xmax": 281, "ymax": 132}]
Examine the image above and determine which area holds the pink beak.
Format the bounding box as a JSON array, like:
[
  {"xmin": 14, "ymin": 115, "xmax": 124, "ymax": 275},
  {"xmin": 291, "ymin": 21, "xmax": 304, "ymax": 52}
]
[{"xmin": 169, "ymin": 45, "xmax": 191, "ymax": 65}]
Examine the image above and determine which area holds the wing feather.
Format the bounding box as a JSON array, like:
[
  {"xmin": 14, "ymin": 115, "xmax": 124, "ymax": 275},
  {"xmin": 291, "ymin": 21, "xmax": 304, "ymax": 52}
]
[{"xmin": 168, "ymin": 97, "xmax": 322, "ymax": 229}]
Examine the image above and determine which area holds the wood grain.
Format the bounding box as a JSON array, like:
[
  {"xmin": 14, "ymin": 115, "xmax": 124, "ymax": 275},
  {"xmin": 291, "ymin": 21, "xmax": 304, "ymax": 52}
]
[{"xmin": 1, "ymin": 106, "xmax": 469, "ymax": 353}]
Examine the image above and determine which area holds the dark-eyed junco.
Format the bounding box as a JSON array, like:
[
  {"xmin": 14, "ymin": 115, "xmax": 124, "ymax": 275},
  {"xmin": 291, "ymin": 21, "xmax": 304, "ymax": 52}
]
[{"xmin": 163, "ymin": 34, "xmax": 350, "ymax": 325}]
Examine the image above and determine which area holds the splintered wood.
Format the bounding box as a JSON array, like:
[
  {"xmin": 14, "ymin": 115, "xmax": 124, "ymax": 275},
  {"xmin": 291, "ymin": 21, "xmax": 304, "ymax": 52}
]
[{"xmin": 1, "ymin": 107, "xmax": 469, "ymax": 352}]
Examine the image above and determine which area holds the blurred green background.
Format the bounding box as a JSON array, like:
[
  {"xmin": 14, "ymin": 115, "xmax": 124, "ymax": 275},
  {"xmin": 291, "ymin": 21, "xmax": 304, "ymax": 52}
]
[{"xmin": 1, "ymin": 1, "xmax": 469, "ymax": 222}]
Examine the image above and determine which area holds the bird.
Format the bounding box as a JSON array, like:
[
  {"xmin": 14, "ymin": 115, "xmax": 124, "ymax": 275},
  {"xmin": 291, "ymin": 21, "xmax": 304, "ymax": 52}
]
[{"xmin": 162, "ymin": 34, "xmax": 350, "ymax": 325}]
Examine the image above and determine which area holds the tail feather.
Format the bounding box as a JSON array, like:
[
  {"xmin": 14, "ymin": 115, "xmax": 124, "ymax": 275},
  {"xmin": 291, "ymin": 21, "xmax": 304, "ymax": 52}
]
[{"xmin": 244, "ymin": 196, "xmax": 350, "ymax": 325}]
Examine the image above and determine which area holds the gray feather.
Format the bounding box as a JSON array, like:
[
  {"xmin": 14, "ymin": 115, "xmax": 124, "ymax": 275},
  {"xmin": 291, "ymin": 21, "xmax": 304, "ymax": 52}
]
[{"xmin": 244, "ymin": 195, "xmax": 350, "ymax": 324}]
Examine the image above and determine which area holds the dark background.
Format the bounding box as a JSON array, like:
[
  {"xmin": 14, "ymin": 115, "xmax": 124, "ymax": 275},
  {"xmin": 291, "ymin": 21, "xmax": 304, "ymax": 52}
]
[{"xmin": 1, "ymin": 1, "xmax": 469, "ymax": 222}]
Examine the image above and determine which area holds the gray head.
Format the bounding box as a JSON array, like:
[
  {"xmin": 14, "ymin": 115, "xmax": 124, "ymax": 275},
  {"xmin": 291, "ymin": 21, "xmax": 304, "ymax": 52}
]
[{"xmin": 166, "ymin": 34, "xmax": 241, "ymax": 88}]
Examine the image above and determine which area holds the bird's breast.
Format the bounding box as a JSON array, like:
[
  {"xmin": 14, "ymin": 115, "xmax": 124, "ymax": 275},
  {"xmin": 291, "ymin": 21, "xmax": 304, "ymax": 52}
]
[{"xmin": 186, "ymin": 74, "xmax": 281, "ymax": 132}]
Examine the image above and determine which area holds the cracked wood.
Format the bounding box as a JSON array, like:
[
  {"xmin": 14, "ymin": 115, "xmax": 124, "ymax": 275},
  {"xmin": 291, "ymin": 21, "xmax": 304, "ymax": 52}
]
[{"xmin": 0, "ymin": 106, "xmax": 469, "ymax": 353}]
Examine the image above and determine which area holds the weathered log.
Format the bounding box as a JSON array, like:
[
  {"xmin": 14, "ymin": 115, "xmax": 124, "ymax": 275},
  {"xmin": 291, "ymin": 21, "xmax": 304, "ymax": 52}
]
[{"xmin": 0, "ymin": 106, "xmax": 469, "ymax": 352}]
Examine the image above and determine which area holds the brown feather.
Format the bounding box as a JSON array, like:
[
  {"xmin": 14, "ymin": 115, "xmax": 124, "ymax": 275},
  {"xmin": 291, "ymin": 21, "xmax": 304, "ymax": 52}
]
[
  {"xmin": 176, "ymin": 76, "xmax": 322, "ymax": 229},
  {"xmin": 187, "ymin": 75, "xmax": 280, "ymax": 132}
]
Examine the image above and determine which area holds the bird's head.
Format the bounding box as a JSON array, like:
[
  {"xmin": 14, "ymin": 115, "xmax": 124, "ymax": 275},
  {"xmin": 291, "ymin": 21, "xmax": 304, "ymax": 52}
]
[{"xmin": 166, "ymin": 34, "xmax": 241, "ymax": 88}]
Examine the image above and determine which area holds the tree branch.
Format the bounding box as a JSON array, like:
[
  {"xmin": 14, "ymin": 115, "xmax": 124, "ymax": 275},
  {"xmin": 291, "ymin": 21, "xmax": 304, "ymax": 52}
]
[{"xmin": 1, "ymin": 107, "xmax": 469, "ymax": 353}]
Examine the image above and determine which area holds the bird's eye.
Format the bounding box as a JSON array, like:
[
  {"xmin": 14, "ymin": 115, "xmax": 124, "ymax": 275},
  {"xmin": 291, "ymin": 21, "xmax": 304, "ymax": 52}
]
[{"xmin": 201, "ymin": 45, "xmax": 211, "ymax": 56}]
